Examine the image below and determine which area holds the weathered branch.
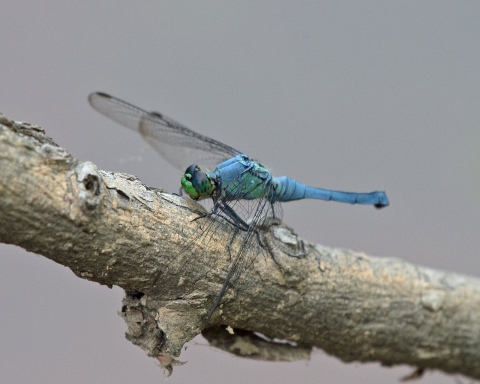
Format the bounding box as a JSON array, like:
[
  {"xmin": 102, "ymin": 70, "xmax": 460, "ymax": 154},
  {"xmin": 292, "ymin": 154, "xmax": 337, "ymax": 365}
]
[{"xmin": 0, "ymin": 114, "xmax": 479, "ymax": 379}]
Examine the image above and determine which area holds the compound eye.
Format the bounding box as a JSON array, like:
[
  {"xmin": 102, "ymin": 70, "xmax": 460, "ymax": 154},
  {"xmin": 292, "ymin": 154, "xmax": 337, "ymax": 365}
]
[
  {"xmin": 192, "ymin": 171, "xmax": 206, "ymax": 185},
  {"xmin": 184, "ymin": 164, "xmax": 198, "ymax": 180}
]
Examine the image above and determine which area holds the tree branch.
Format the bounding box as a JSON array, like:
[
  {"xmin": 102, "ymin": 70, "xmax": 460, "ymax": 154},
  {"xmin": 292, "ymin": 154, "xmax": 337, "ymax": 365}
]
[{"xmin": 1, "ymin": 114, "xmax": 479, "ymax": 379}]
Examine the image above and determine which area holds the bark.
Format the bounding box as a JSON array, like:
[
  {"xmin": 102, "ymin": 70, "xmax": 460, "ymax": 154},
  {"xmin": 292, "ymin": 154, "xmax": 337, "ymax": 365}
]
[{"xmin": 0, "ymin": 114, "xmax": 479, "ymax": 379}]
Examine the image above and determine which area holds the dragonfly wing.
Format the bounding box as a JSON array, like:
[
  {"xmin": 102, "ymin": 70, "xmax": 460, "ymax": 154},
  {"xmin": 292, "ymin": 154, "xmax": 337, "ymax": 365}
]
[
  {"xmin": 88, "ymin": 92, "xmax": 241, "ymax": 171},
  {"xmin": 201, "ymin": 178, "xmax": 283, "ymax": 326}
]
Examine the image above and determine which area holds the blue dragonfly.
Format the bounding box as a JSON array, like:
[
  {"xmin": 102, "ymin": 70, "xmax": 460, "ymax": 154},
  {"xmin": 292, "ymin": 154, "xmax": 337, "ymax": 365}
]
[{"xmin": 88, "ymin": 92, "xmax": 389, "ymax": 327}]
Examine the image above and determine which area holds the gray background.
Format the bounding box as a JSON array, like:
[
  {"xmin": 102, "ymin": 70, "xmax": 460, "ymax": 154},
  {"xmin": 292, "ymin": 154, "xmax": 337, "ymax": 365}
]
[{"xmin": 1, "ymin": 2, "xmax": 479, "ymax": 383}]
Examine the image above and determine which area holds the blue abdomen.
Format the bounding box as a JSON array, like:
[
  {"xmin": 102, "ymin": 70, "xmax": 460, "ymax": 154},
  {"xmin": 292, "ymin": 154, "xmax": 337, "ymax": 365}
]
[{"xmin": 273, "ymin": 176, "xmax": 389, "ymax": 207}]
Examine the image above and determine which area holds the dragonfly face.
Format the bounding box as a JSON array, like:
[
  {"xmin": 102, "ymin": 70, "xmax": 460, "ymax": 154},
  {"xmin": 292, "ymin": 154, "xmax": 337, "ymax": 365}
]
[{"xmin": 181, "ymin": 164, "xmax": 215, "ymax": 200}]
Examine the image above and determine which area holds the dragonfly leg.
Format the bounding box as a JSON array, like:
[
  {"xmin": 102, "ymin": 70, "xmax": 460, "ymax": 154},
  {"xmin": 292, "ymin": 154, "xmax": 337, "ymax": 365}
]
[
  {"xmin": 191, "ymin": 212, "xmax": 208, "ymax": 223},
  {"xmin": 216, "ymin": 202, "xmax": 250, "ymax": 231},
  {"xmin": 225, "ymin": 225, "xmax": 240, "ymax": 261},
  {"xmin": 151, "ymin": 270, "xmax": 163, "ymax": 286},
  {"xmin": 216, "ymin": 203, "xmax": 250, "ymax": 261}
]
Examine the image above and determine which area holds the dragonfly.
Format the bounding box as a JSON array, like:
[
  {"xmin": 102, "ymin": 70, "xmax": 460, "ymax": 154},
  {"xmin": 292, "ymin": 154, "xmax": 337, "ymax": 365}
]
[{"xmin": 88, "ymin": 92, "xmax": 389, "ymax": 327}]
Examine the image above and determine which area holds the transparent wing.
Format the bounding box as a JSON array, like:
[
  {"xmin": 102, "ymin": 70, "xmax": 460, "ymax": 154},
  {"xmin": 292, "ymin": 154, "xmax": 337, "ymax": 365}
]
[
  {"xmin": 88, "ymin": 92, "xmax": 241, "ymax": 172},
  {"xmin": 199, "ymin": 177, "xmax": 284, "ymax": 326}
]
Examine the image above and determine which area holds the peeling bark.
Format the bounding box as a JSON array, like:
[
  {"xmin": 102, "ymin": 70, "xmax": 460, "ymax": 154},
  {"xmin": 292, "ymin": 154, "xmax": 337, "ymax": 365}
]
[{"xmin": 0, "ymin": 114, "xmax": 479, "ymax": 379}]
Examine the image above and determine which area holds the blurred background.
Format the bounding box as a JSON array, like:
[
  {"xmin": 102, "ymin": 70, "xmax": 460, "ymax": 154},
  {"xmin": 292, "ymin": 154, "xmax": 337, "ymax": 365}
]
[{"xmin": 1, "ymin": 2, "xmax": 479, "ymax": 383}]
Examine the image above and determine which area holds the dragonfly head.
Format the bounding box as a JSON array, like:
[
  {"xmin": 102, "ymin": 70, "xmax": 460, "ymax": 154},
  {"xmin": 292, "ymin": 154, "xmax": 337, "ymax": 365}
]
[{"xmin": 181, "ymin": 164, "xmax": 215, "ymax": 200}]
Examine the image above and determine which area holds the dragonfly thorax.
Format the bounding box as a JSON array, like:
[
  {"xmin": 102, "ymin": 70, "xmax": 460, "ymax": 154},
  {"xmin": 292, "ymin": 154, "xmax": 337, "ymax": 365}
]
[{"xmin": 181, "ymin": 164, "xmax": 216, "ymax": 200}]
